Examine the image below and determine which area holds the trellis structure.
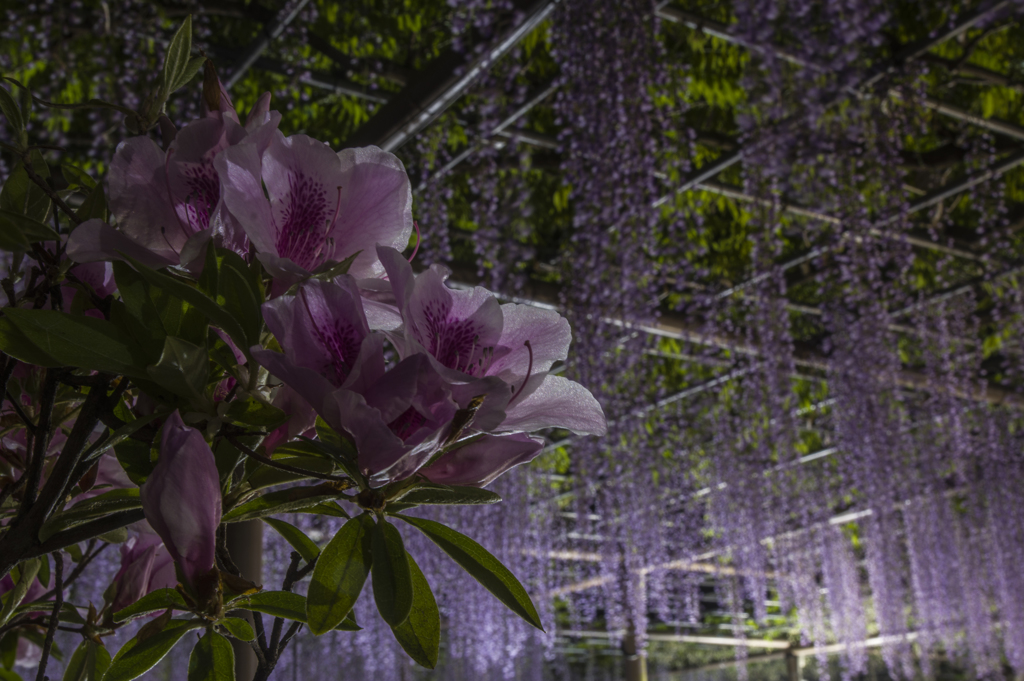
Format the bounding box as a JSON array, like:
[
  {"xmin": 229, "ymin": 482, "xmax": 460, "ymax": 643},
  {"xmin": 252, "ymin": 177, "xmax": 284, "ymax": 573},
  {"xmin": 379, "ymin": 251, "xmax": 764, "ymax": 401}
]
[{"xmin": 6, "ymin": 0, "xmax": 1024, "ymax": 678}]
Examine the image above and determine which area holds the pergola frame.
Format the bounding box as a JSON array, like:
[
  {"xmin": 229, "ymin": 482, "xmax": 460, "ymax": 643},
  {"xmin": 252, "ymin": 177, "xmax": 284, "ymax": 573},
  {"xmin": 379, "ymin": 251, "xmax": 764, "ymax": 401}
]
[{"xmin": 203, "ymin": 1, "xmax": 1024, "ymax": 676}]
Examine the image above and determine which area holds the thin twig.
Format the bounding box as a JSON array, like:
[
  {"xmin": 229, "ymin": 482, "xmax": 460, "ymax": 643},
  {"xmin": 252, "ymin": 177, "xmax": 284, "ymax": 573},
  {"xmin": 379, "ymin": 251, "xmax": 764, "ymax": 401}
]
[
  {"xmin": 252, "ymin": 610, "xmax": 269, "ymax": 654},
  {"xmin": 277, "ymin": 620, "xmax": 303, "ymax": 655},
  {"xmin": 34, "ymin": 551, "xmax": 63, "ymax": 681},
  {"xmin": 37, "ymin": 541, "xmax": 105, "ymax": 601},
  {"xmin": 5, "ymin": 388, "xmax": 38, "ymax": 432},
  {"xmin": 226, "ymin": 435, "xmax": 353, "ymax": 484},
  {"xmin": 20, "ymin": 157, "xmax": 82, "ymax": 226}
]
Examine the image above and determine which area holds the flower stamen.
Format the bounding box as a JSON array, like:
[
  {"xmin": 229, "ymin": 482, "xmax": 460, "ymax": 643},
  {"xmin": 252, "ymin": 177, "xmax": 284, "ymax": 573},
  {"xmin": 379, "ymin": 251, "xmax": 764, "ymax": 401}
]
[{"xmin": 509, "ymin": 340, "xmax": 533, "ymax": 404}]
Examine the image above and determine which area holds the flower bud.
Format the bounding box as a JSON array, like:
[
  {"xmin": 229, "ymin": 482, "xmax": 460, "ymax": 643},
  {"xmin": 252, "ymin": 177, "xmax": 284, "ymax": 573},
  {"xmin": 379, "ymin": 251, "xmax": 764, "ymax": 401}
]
[{"xmin": 140, "ymin": 411, "xmax": 222, "ymax": 589}]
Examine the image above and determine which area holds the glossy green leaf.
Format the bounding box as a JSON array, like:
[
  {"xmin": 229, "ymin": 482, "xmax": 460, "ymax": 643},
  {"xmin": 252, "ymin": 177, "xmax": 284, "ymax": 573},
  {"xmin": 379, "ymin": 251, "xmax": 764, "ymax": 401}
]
[
  {"xmin": 146, "ymin": 336, "xmax": 209, "ymax": 401},
  {"xmin": 390, "ymin": 554, "xmax": 440, "ymax": 669},
  {"xmin": 218, "ymin": 617, "xmax": 254, "ymax": 642},
  {"xmin": 0, "ymin": 209, "xmax": 60, "ymax": 247},
  {"xmin": 231, "ymin": 591, "xmax": 359, "ymax": 631},
  {"xmin": 244, "ymin": 456, "xmax": 336, "ymax": 491},
  {"xmin": 297, "ymin": 500, "xmax": 350, "ymax": 519},
  {"xmin": 121, "ymin": 255, "xmax": 247, "ymax": 352},
  {"xmin": 83, "ymin": 410, "xmax": 167, "ymax": 465},
  {"xmin": 263, "ymin": 518, "xmax": 321, "ymax": 563},
  {"xmin": 62, "ymin": 641, "xmax": 89, "ymax": 681},
  {"xmin": 371, "ymin": 517, "xmax": 413, "ymax": 627},
  {"xmin": 0, "ymin": 85, "xmax": 23, "ymax": 136},
  {"xmin": 0, "ymin": 317, "xmax": 60, "ymax": 367},
  {"xmin": 187, "ymin": 630, "xmax": 234, "ymax": 681},
  {"xmin": 223, "ymin": 485, "xmax": 339, "ymax": 523},
  {"xmin": 306, "ymin": 514, "xmax": 373, "ymax": 635},
  {"xmin": 115, "ymin": 439, "xmax": 155, "ymax": 486},
  {"xmin": 3, "ymin": 308, "xmax": 148, "ymax": 377},
  {"xmin": 0, "ymin": 153, "xmax": 51, "ymax": 223},
  {"xmin": 223, "ymin": 397, "xmax": 287, "ymax": 429},
  {"xmin": 61, "ymin": 164, "xmax": 96, "ymax": 189},
  {"xmin": 397, "ymin": 485, "xmax": 502, "ymax": 506},
  {"xmin": 176, "ymin": 56, "xmax": 206, "ymax": 92},
  {"xmin": 113, "ymin": 588, "xmax": 188, "ymax": 623},
  {"xmin": 104, "ymin": 619, "xmax": 200, "ymax": 681},
  {"xmin": 74, "ymin": 182, "xmax": 106, "ymax": 222},
  {"xmin": 396, "ymin": 515, "xmax": 543, "ymax": 630},
  {"xmin": 39, "ymin": 489, "xmax": 141, "ymax": 542},
  {"xmin": 0, "ymin": 558, "xmax": 40, "ymax": 626}
]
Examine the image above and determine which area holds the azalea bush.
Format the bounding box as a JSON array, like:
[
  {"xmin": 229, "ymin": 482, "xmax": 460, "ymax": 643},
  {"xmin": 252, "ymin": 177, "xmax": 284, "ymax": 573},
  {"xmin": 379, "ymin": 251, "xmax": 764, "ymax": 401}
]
[{"xmin": 0, "ymin": 19, "xmax": 604, "ymax": 681}]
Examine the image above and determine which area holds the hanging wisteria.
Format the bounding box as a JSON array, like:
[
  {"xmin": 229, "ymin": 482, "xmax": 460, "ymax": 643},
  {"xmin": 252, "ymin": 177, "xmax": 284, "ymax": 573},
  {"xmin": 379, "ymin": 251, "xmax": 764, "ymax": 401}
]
[{"xmin": 4, "ymin": 0, "xmax": 1024, "ymax": 679}]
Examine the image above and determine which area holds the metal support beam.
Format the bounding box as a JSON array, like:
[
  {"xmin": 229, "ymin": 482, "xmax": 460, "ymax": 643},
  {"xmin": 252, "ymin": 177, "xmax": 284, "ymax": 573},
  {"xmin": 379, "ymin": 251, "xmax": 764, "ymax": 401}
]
[
  {"xmin": 344, "ymin": 0, "xmax": 558, "ymax": 151},
  {"xmin": 224, "ymin": 0, "xmax": 311, "ymax": 90}
]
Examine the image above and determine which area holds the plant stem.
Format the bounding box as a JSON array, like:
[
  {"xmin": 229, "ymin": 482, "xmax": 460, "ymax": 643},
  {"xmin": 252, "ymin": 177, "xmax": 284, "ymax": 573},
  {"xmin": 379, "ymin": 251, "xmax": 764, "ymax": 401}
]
[
  {"xmin": 21, "ymin": 156, "xmax": 82, "ymax": 227},
  {"xmin": 34, "ymin": 551, "xmax": 63, "ymax": 681},
  {"xmin": 226, "ymin": 435, "xmax": 354, "ymax": 484}
]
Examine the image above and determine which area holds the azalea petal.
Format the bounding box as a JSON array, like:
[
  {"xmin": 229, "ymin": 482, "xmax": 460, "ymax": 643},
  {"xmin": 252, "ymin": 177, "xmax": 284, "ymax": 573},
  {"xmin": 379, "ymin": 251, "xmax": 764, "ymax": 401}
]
[
  {"xmin": 167, "ymin": 117, "xmax": 247, "ymax": 237},
  {"xmin": 500, "ymin": 375, "xmax": 607, "ymax": 436},
  {"xmin": 215, "ymin": 141, "xmax": 277, "ymax": 254},
  {"xmin": 264, "ymin": 383, "xmax": 316, "ymax": 454},
  {"xmin": 321, "ymin": 388, "xmax": 407, "ymax": 478},
  {"xmin": 326, "ymin": 147, "xmax": 413, "ymax": 278},
  {"xmin": 489, "ymin": 304, "xmax": 572, "ymax": 380},
  {"xmin": 376, "ymin": 245, "xmax": 415, "ymax": 310},
  {"xmin": 244, "ymin": 92, "xmax": 272, "ymax": 129},
  {"xmin": 261, "ymin": 278, "xmax": 370, "ymax": 386},
  {"xmin": 406, "ymin": 268, "xmax": 503, "ymax": 374},
  {"xmin": 108, "ymin": 137, "xmax": 183, "ymax": 252},
  {"xmin": 262, "ymin": 133, "xmax": 349, "ymax": 271},
  {"xmin": 421, "ymin": 433, "xmax": 543, "ymax": 487},
  {"xmin": 66, "ymin": 219, "xmax": 178, "ymax": 268}
]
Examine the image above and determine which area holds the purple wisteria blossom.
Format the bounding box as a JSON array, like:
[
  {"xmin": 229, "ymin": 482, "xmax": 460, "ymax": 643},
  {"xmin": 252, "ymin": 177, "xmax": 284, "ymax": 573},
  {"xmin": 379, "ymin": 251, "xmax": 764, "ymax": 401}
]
[
  {"xmin": 139, "ymin": 411, "xmax": 222, "ymax": 589},
  {"xmin": 215, "ymin": 136, "xmax": 413, "ymax": 290}
]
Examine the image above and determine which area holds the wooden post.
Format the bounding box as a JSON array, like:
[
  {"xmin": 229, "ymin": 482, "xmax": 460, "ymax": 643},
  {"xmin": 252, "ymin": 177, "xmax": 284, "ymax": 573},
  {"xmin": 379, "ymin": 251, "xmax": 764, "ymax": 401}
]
[{"xmin": 227, "ymin": 520, "xmax": 263, "ymax": 681}]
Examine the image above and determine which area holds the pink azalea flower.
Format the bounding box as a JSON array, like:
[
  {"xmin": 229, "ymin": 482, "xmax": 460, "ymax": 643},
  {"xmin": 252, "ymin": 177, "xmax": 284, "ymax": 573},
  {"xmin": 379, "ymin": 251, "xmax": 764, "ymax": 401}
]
[
  {"xmin": 215, "ymin": 137, "xmax": 413, "ymax": 290},
  {"xmin": 251, "ymin": 277, "xmax": 469, "ymax": 485},
  {"xmin": 110, "ymin": 523, "xmax": 177, "ymax": 613},
  {"xmin": 67, "ymin": 95, "xmax": 280, "ymax": 270},
  {"xmin": 377, "ymin": 246, "xmax": 607, "ymax": 437},
  {"xmin": 139, "ymin": 411, "xmax": 221, "ymax": 588}
]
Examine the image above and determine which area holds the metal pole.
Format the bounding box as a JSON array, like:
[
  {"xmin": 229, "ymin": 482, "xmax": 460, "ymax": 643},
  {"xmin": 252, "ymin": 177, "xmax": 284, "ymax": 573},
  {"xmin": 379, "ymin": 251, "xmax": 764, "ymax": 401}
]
[
  {"xmin": 224, "ymin": 0, "xmax": 312, "ymax": 90},
  {"xmin": 227, "ymin": 521, "xmax": 264, "ymax": 681},
  {"xmin": 623, "ymin": 626, "xmax": 649, "ymax": 681}
]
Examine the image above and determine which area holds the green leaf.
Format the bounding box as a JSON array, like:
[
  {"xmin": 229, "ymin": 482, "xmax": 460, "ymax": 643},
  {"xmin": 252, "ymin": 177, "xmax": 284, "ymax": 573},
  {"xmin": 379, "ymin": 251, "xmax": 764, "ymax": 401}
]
[
  {"xmin": 162, "ymin": 17, "xmax": 193, "ymax": 97},
  {"xmin": 231, "ymin": 591, "xmax": 359, "ymax": 631},
  {"xmin": 89, "ymin": 642, "xmax": 111, "ymax": 681},
  {"xmin": 0, "ymin": 670, "xmax": 22, "ymax": 681},
  {"xmin": 223, "ymin": 485, "xmax": 340, "ymax": 523},
  {"xmin": 297, "ymin": 500, "xmax": 350, "ymax": 519},
  {"xmin": 0, "ymin": 317, "xmax": 60, "ymax": 367},
  {"xmin": 112, "ymin": 261, "xmax": 195, "ymax": 346},
  {"xmin": 218, "ymin": 617, "xmax": 254, "ymax": 642},
  {"xmin": 0, "ymin": 209, "xmax": 60, "ymax": 246},
  {"xmin": 176, "ymin": 56, "xmax": 206, "ymax": 93},
  {"xmin": 74, "ymin": 183, "xmax": 107, "ymax": 222},
  {"xmin": 187, "ymin": 630, "xmax": 234, "ymax": 681},
  {"xmin": 244, "ymin": 456, "xmax": 335, "ymax": 491},
  {"xmin": 263, "ymin": 518, "xmax": 320, "ymax": 563},
  {"xmin": 0, "ymin": 153, "xmax": 51, "ymax": 223},
  {"xmin": 396, "ymin": 515, "xmax": 543, "ymax": 630},
  {"xmin": 103, "ymin": 618, "xmax": 200, "ymax": 681},
  {"xmin": 391, "ymin": 554, "xmax": 440, "ymax": 669},
  {"xmin": 39, "ymin": 489, "xmax": 141, "ymax": 542},
  {"xmin": 215, "ymin": 249, "xmax": 264, "ymax": 346},
  {"xmin": 146, "ymin": 336, "xmax": 209, "ymax": 402},
  {"xmin": 0, "ymin": 85, "xmax": 24, "ymax": 137},
  {"xmin": 83, "ymin": 410, "xmax": 167, "ymax": 465},
  {"xmin": 61, "ymin": 164, "xmax": 96, "ymax": 189},
  {"xmin": 121, "ymin": 256, "xmax": 248, "ymax": 352},
  {"xmin": 113, "ymin": 588, "xmax": 188, "ymax": 623},
  {"xmin": 223, "ymin": 397, "xmax": 287, "ymax": 429},
  {"xmin": 0, "ymin": 558, "xmax": 40, "ymax": 626},
  {"xmin": 62, "ymin": 641, "xmax": 89, "ymax": 681},
  {"xmin": 311, "ymin": 250, "xmax": 361, "ymax": 281},
  {"xmin": 371, "ymin": 517, "xmax": 413, "ymax": 627},
  {"xmin": 2, "ymin": 308, "xmax": 149, "ymax": 377},
  {"xmin": 306, "ymin": 514, "xmax": 373, "ymax": 635},
  {"xmin": 397, "ymin": 485, "xmax": 502, "ymax": 506},
  {"xmin": 115, "ymin": 439, "xmax": 155, "ymax": 486}
]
